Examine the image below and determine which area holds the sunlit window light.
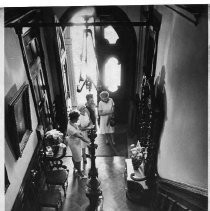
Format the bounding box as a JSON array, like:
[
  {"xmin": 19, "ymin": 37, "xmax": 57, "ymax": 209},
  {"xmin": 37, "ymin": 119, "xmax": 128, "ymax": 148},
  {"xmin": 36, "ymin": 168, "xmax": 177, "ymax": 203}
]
[
  {"xmin": 70, "ymin": 17, "xmax": 96, "ymax": 85},
  {"xmin": 104, "ymin": 26, "xmax": 119, "ymax": 44},
  {"xmin": 104, "ymin": 57, "xmax": 121, "ymax": 92},
  {"xmin": 70, "ymin": 10, "xmax": 98, "ymax": 105},
  {"xmin": 70, "ymin": 7, "xmax": 95, "ymax": 23}
]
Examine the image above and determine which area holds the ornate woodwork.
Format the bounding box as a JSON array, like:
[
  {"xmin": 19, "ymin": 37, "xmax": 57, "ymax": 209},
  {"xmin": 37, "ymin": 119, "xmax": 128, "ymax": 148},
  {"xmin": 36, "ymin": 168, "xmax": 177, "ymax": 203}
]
[
  {"xmin": 135, "ymin": 7, "xmax": 162, "ymax": 189},
  {"xmin": 53, "ymin": 17, "xmax": 70, "ymax": 133},
  {"xmin": 137, "ymin": 75, "xmax": 152, "ymax": 148},
  {"xmin": 7, "ymin": 9, "xmax": 54, "ymax": 131},
  {"xmin": 86, "ymin": 128, "xmax": 103, "ymax": 211},
  {"xmin": 151, "ymin": 178, "xmax": 208, "ymax": 211}
]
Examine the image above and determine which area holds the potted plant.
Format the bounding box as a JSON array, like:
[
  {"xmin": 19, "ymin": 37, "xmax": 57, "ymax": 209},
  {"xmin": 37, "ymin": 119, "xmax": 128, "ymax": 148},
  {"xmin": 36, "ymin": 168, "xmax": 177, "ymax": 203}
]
[
  {"xmin": 130, "ymin": 141, "xmax": 147, "ymax": 170},
  {"xmin": 44, "ymin": 129, "xmax": 65, "ymax": 157}
]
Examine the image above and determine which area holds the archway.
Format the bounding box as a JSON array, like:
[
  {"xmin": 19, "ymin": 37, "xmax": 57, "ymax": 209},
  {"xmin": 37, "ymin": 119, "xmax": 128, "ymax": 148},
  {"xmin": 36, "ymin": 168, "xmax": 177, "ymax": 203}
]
[{"xmin": 60, "ymin": 6, "xmax": 137, "ymax": 124}]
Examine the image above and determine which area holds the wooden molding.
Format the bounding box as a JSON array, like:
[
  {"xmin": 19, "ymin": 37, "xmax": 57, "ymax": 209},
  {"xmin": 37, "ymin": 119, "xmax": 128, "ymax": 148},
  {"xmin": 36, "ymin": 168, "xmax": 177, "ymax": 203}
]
[
  {"xmin": 158, "ymin": 177, "xmax": 208, "ymax": 197},
  {"xmin": 153, "ymin": 177, "xmax": 208, "ymax": 211}
]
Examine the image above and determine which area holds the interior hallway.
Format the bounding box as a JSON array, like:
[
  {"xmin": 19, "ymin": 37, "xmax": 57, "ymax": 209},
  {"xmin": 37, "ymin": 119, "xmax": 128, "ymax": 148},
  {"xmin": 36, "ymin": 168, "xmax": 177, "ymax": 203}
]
[{"xmin": 4, "ymin": 6, "xmax": 208, "ymax": 211}]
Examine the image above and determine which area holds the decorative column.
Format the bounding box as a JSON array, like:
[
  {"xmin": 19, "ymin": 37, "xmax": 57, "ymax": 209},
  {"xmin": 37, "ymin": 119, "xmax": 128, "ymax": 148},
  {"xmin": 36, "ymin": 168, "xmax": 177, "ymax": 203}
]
[{"xmin": 86, "ymin": 128, "xmax": 103, "ymax": 211}]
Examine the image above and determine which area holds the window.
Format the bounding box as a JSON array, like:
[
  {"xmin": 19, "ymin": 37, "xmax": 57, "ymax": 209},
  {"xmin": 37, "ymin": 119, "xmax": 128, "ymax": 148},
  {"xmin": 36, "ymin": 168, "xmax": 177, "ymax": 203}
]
[
  {"xmin": 70, "ymin": 9, "xmax": 98, "ymax": 105},
  {"xmin": 104, "ymin": 57, "xmax": 121, "ymax": 92},
  {"xmin": 104, "ymin": 26, "xmax": 119, "ymax": 44}
]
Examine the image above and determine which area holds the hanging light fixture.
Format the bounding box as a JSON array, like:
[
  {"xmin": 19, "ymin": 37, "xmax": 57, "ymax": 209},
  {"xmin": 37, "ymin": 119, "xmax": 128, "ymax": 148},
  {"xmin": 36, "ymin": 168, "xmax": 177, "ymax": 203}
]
[{"xmin": 77, "ymin": 16, "xmax": 99, "ymax": 93}]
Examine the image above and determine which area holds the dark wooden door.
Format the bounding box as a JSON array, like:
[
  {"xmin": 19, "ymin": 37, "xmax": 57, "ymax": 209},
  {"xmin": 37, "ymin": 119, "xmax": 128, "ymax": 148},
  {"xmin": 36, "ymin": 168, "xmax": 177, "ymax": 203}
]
[
  {"xmin": 55, "ymin": 25, "xmax": 70, "ymax": 104},
  {"xmin": 23, "ymin": 28, "xmax": 53, "ymax": 130},
  {"xmin": 96, "ymin": 25, "xmax": 137, "ymax": 124},
  {"xmin": 53, "ymin": 17, "xmax": 70, "ymax": 132}
]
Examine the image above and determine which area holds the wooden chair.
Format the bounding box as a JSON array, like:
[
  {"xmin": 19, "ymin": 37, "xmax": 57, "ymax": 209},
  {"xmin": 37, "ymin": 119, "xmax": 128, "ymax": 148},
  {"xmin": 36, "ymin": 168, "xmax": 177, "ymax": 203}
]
[
  {"xmin": 44, "ymin": 160, "xmax": 69, "ymax": 197},
  {"xmin": 37, "ymin": 126, "xmax": 69, "ymax": 197},
  {"xmin": 29, "ymin": 169, "xmax": 62, "ymax": 211},
  {"xmin": 40, "ymin": 150, "xmax": 69, "ymax": 197}
]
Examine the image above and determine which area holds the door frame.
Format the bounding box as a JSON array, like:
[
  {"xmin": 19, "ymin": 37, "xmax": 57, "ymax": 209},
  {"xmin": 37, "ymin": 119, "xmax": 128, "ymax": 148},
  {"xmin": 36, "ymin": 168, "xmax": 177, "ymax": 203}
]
[{"xmin": 14, "ymin": 24, "xmax": 54, "ymax": 130}]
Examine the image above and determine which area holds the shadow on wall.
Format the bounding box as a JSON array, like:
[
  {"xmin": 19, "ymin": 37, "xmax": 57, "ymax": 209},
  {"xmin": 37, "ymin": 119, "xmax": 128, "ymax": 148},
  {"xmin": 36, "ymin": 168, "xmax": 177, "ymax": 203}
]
[{"xmin": 152, "ymin": 65, "xmax": 167, "ymax": 169}]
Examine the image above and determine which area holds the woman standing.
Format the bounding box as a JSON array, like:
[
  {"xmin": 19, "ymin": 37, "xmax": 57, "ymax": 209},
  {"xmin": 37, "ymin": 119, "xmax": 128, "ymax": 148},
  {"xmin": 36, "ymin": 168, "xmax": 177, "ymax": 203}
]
[
  {"xmin": 78, "ymin": 104, "xmax": 93, "ymax": 164},
  {"xmin": 66, "ymin": 111, "xmax": 90, "ymax": 179},
  {"xmin": 85, "ymin": 94, "xmax": 96, "ymax": 126},
  {"xmin": 98, "ymin": 91, "xmax": 115, "ymax": 145}
]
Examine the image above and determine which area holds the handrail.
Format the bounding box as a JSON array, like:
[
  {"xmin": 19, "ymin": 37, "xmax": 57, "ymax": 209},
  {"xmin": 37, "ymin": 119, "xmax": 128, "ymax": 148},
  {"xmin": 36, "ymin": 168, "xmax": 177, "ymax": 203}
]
[
  {"xmin": 157, "ymin": 177, "xmax": 208, "ymax": 197},
  {"xmin": 5, "ymin": 9, "xmax": 40, "ymax": 26},
  {"xmin": 6, "ymin": 20, "xmax": 149, "ymax": 28},
  {"xmin": 153, "ymin": 177, "xmax": 208, "ymax": 211}
]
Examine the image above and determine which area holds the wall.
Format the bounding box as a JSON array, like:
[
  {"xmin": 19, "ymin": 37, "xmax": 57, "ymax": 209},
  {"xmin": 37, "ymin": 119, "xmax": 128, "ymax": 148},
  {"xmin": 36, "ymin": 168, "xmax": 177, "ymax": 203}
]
[
  {"xmin": 155, "ymin": 6, "xmax": 208, "ymax": 190},
  {"xmin": 119, "ymin": 6, "xmax": 141, "ymax": 39},
  {"xmin": 5, "ymin": 28, "xmax": 38, "ymax": 211},
  {"xmin": 0, "ymin": 8, "xmax": 4, "ymax": 210},
  {"xmin": 52, "ymin": 7, "xmax": 68, "ymax": 19}
]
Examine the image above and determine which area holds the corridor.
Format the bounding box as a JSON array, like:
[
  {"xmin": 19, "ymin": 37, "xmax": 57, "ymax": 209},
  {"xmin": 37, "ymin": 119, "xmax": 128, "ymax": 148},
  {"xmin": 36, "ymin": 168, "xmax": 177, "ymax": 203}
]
[{"xmin": 4, "ymin": 5, "xmax": 208, "ymax": 211}]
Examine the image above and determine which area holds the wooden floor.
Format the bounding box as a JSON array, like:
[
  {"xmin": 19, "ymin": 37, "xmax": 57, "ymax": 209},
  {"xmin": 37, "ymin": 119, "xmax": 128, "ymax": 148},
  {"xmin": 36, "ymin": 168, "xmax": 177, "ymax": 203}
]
[{"xmin": 42, "ymin": 156, "xmax": 150, "ymax": 211}]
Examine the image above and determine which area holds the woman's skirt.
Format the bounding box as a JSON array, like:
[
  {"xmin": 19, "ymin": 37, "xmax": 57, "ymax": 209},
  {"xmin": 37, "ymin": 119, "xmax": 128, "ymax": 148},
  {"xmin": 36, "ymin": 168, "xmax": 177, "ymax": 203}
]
[{"xmin": 67, "ymin": 137, "xmax": 82, "ymax": 162}]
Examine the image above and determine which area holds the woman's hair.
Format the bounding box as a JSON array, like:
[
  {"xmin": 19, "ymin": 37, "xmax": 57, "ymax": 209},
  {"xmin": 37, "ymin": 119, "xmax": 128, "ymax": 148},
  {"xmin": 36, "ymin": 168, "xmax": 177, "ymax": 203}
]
[
  {"xmin": 86, "ymin": 93, "xmax": 93, "ymax": 101},
  {"xmin": 99, "ymin": 91, "xmax": 109, "ymax": 99},
  {"xmin": 69, "ymin": 111, "xmax": 80, "ymax": 121},
  {"xmin": 77, "ymin": 104, "xmax": 86, "ymax": 112}
]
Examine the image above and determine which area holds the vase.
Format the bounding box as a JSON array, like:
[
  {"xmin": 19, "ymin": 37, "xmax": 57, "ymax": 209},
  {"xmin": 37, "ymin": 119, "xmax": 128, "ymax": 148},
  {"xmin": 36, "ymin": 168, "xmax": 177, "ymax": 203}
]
[{"xmin": 131, "ymin": 157, "xmax": 142, "ymax": 170}]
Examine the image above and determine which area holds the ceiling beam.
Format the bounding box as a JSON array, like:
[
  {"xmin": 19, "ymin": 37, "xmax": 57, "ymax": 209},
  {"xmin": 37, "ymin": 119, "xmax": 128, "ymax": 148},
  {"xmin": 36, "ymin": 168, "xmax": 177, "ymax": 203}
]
[{"xmin": 5, "ymin": 21, "xmax": 149, "ymax": 28}]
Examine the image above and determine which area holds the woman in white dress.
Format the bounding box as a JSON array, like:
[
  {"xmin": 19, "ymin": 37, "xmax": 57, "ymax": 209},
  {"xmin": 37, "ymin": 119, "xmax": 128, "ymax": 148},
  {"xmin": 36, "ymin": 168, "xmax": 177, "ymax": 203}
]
[
  {"xmin": 78, "ymin": 104, "xmax": 93, "ymax": 164},
  {"xmin": 98, "ymin": 91, "xmax": 115, "ymax": 145},
  {"xmin": 66, "ymin": 111, "xmax": 90, "ymax": 179}
]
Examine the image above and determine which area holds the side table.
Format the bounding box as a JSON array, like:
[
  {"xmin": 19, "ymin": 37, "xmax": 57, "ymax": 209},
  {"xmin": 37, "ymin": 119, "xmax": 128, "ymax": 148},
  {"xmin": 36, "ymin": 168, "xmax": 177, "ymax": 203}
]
[
  {"xmin": 44, "ymin": 143, "xmax": 67, "ymax": 169},
  {"xmin": 125, "ymin": 159, "xmax": 151, "ymax": 205}
]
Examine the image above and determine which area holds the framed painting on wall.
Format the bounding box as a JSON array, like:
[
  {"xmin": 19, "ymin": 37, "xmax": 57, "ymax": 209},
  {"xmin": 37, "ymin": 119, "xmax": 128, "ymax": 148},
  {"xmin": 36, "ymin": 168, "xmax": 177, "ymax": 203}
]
[{"xmin": 8, "ymin": 84, "xmax": 33, "ymax": 159}]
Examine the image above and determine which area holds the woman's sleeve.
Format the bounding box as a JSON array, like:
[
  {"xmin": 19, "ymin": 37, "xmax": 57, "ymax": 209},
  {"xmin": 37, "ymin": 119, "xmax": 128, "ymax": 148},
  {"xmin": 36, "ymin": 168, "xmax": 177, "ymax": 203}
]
[
  {"xmin": 110, "ymin": 98, "xmax": 115, "ymax": 113},
  {"xmin": 98, "ymin": 101, "xmax": 102, "ymax": 111},
  {"xmin": 86, "ymin": 109, "xmax": 92, "ymax": 124},
  {"xmin": 68, "ymin": 126, "xmax": 78, "ymax": 136},
  {"xmin": 110, "ymin": 98, "xmax": 114, "ymax": 108},
  {"xmin": 77, "ymin": 116, "xmax": 81, "ymax": 126},
  {"xmin": 85, "ymin": 109, "xmax": 90, "ymax": 119},
  {"xmin": 111, "ymin": 98, "xmax": 115, "ymax": 106}
]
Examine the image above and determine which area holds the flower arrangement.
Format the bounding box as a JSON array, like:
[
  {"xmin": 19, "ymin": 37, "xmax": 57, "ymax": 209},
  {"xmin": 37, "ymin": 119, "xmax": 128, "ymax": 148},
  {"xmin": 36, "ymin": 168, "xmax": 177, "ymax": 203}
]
[
  {"xmin": 130, "ymin": 141, "xmax": 147, "ymax": 170},
  {"xmin": 44, "ymin": 129, "xmax": 64, "ymax": 157},
  {"xmin": 45, "ymin": 129, "xmax": 63, "ymax": 143}
]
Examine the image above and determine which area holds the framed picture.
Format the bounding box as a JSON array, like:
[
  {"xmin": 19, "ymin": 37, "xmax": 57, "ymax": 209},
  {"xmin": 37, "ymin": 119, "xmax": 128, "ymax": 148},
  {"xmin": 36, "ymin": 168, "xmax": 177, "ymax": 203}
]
[{"xmin": 8, "ymin": 84, "xmax": 33, "ymax": 159}]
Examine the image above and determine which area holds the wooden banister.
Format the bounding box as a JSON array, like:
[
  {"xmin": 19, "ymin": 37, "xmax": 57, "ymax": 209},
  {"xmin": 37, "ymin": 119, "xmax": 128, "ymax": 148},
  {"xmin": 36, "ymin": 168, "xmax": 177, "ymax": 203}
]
[{"xmin": 151, "ymin": 177, "xmax": 208, "ymax": 211}]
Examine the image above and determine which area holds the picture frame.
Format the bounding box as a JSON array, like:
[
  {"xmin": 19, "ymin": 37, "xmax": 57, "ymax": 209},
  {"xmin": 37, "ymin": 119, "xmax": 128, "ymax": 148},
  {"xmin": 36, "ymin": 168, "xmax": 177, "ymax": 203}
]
[{"xmin": 8, "ymin": 84, "xmax": 33, "ymax": 159}]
